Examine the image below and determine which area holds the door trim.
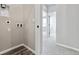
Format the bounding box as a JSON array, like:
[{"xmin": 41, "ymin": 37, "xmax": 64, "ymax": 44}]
[{"xmin": 35, "ymin": 4, "xmax": 42, "ymax": 55}]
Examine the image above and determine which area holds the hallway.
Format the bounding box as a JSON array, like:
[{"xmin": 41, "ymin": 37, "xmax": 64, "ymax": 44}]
[
  {"xmin": 42, "ymin": 4, "xmax": 79, "ymax": 55},
  {"xmin": 42, "ymin": 32, "xmax": 79, "ymax": 55}
]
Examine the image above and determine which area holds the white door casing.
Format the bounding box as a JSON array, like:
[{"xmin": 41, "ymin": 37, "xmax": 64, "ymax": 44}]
[{"xmin": 35, "ymin": 4, "xmax": 42, "ymax": 55}]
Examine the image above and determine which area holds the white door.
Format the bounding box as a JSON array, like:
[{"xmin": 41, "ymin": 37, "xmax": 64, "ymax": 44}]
[
  {"xmin": 35, "ymin": 4, "xmax": 42, "ymax": 55},
  {"xmin": 35, "ymin": 4, "xmax": 56, "ymax": 55},
  {"xmin": 35, "ymin": 4, "xmax": 51, "ymax": 55}
]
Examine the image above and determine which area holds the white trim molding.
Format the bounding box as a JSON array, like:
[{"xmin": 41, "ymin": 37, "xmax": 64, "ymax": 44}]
[
  {"xmin": 23, "ymin": 44, "xmax": 36, "ymax": 54},
  {"xmin": 56, "ymin": 43, "xmax": 79, "ymax": 52},
  {"xmin": 0, "ymin": 44, "xmax": 24, "ymax": 55},
  {"xmin": 35, "ymin": 5, "xmax": 42, "ymax": 55},
  {"xmin": 0, "ymin": 44, "xmax": 36, "ymax": 55}
]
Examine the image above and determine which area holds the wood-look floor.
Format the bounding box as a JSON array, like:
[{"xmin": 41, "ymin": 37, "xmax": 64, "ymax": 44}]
[{"xmin": 2, "ymin": 46, "xmax": 35, "ymax": 55}]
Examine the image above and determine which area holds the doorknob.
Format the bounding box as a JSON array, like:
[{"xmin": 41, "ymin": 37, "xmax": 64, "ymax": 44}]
[{"xmin": 37, "ymin": 25, "xmax": 39, "ymax": 28}]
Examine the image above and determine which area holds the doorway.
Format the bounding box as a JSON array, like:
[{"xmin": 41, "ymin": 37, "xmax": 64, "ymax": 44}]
[
  {"xmin": 35, "ymin": 4, "xmax": 79, "ymax": 55},
  {"xmin": 41, "ymin": 4, "xmax": 56, "ymax": 54}
]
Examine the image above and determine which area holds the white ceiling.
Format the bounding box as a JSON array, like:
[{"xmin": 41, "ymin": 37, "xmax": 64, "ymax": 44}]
[{"xmin": 45, "ymin": 4, "xmax": 56, "ymax": 13}]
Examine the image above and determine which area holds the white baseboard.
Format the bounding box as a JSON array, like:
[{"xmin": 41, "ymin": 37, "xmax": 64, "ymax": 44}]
[
  {"xmin": 22, "ymin": 44, "xmax": 36, "ymax": 54},
  {"xmin": 0, "ymin": 43, "xmax": 36, "ymax": 55},
  {"xmin": 0, "ymin": 44, "xmax": 24, "ymax": 55},
  {"xmin": 56, "ymin": 43, "xmax": 79, "ymax": 52}
]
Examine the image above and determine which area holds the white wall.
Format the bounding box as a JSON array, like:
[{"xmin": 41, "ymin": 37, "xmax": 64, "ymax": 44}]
[
  {"xmin": 0, "ymin": 4, "xmax": 24, "ymax": 52},
  {"xmin": 0, "ymin": 4, "xmax": 35, "ymax": 52},
  {"xmin": 0, "ymin": 17, "xmax": 11, "ymax": 52},
  {"xmin": 23, "ymin": 4, "xmax": 35, "ymax": 50},
  {"xmin": 57, "ymin": 5, "xmax": 79, "ymax": 49},
  {"xmin": 10, "ymin": 4, "xmax": 24, "ymax": 47}
]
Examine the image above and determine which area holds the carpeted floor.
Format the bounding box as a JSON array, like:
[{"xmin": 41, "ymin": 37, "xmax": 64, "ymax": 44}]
[{"xmin": 2, "ymin": 46, "xmax": 35, "ymax": 55}]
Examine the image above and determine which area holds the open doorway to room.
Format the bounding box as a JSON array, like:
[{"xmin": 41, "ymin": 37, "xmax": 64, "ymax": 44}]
[
  {"xmin": 39, "ymin": 4, "xmax": 79, "ymax": 55},
  {"xmin": 41, "ymin": 4, "xmax": 56, "ymax": 54}
]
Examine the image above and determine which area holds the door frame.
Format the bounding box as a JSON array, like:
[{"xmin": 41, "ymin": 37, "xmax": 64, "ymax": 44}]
[
  {"xmin": 35, "ymin": 4, "xmax": 50, "ymax": 55},
  {"xmin": 35, "ymin": 4, "xmax": 42, "ymax": 55}
]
